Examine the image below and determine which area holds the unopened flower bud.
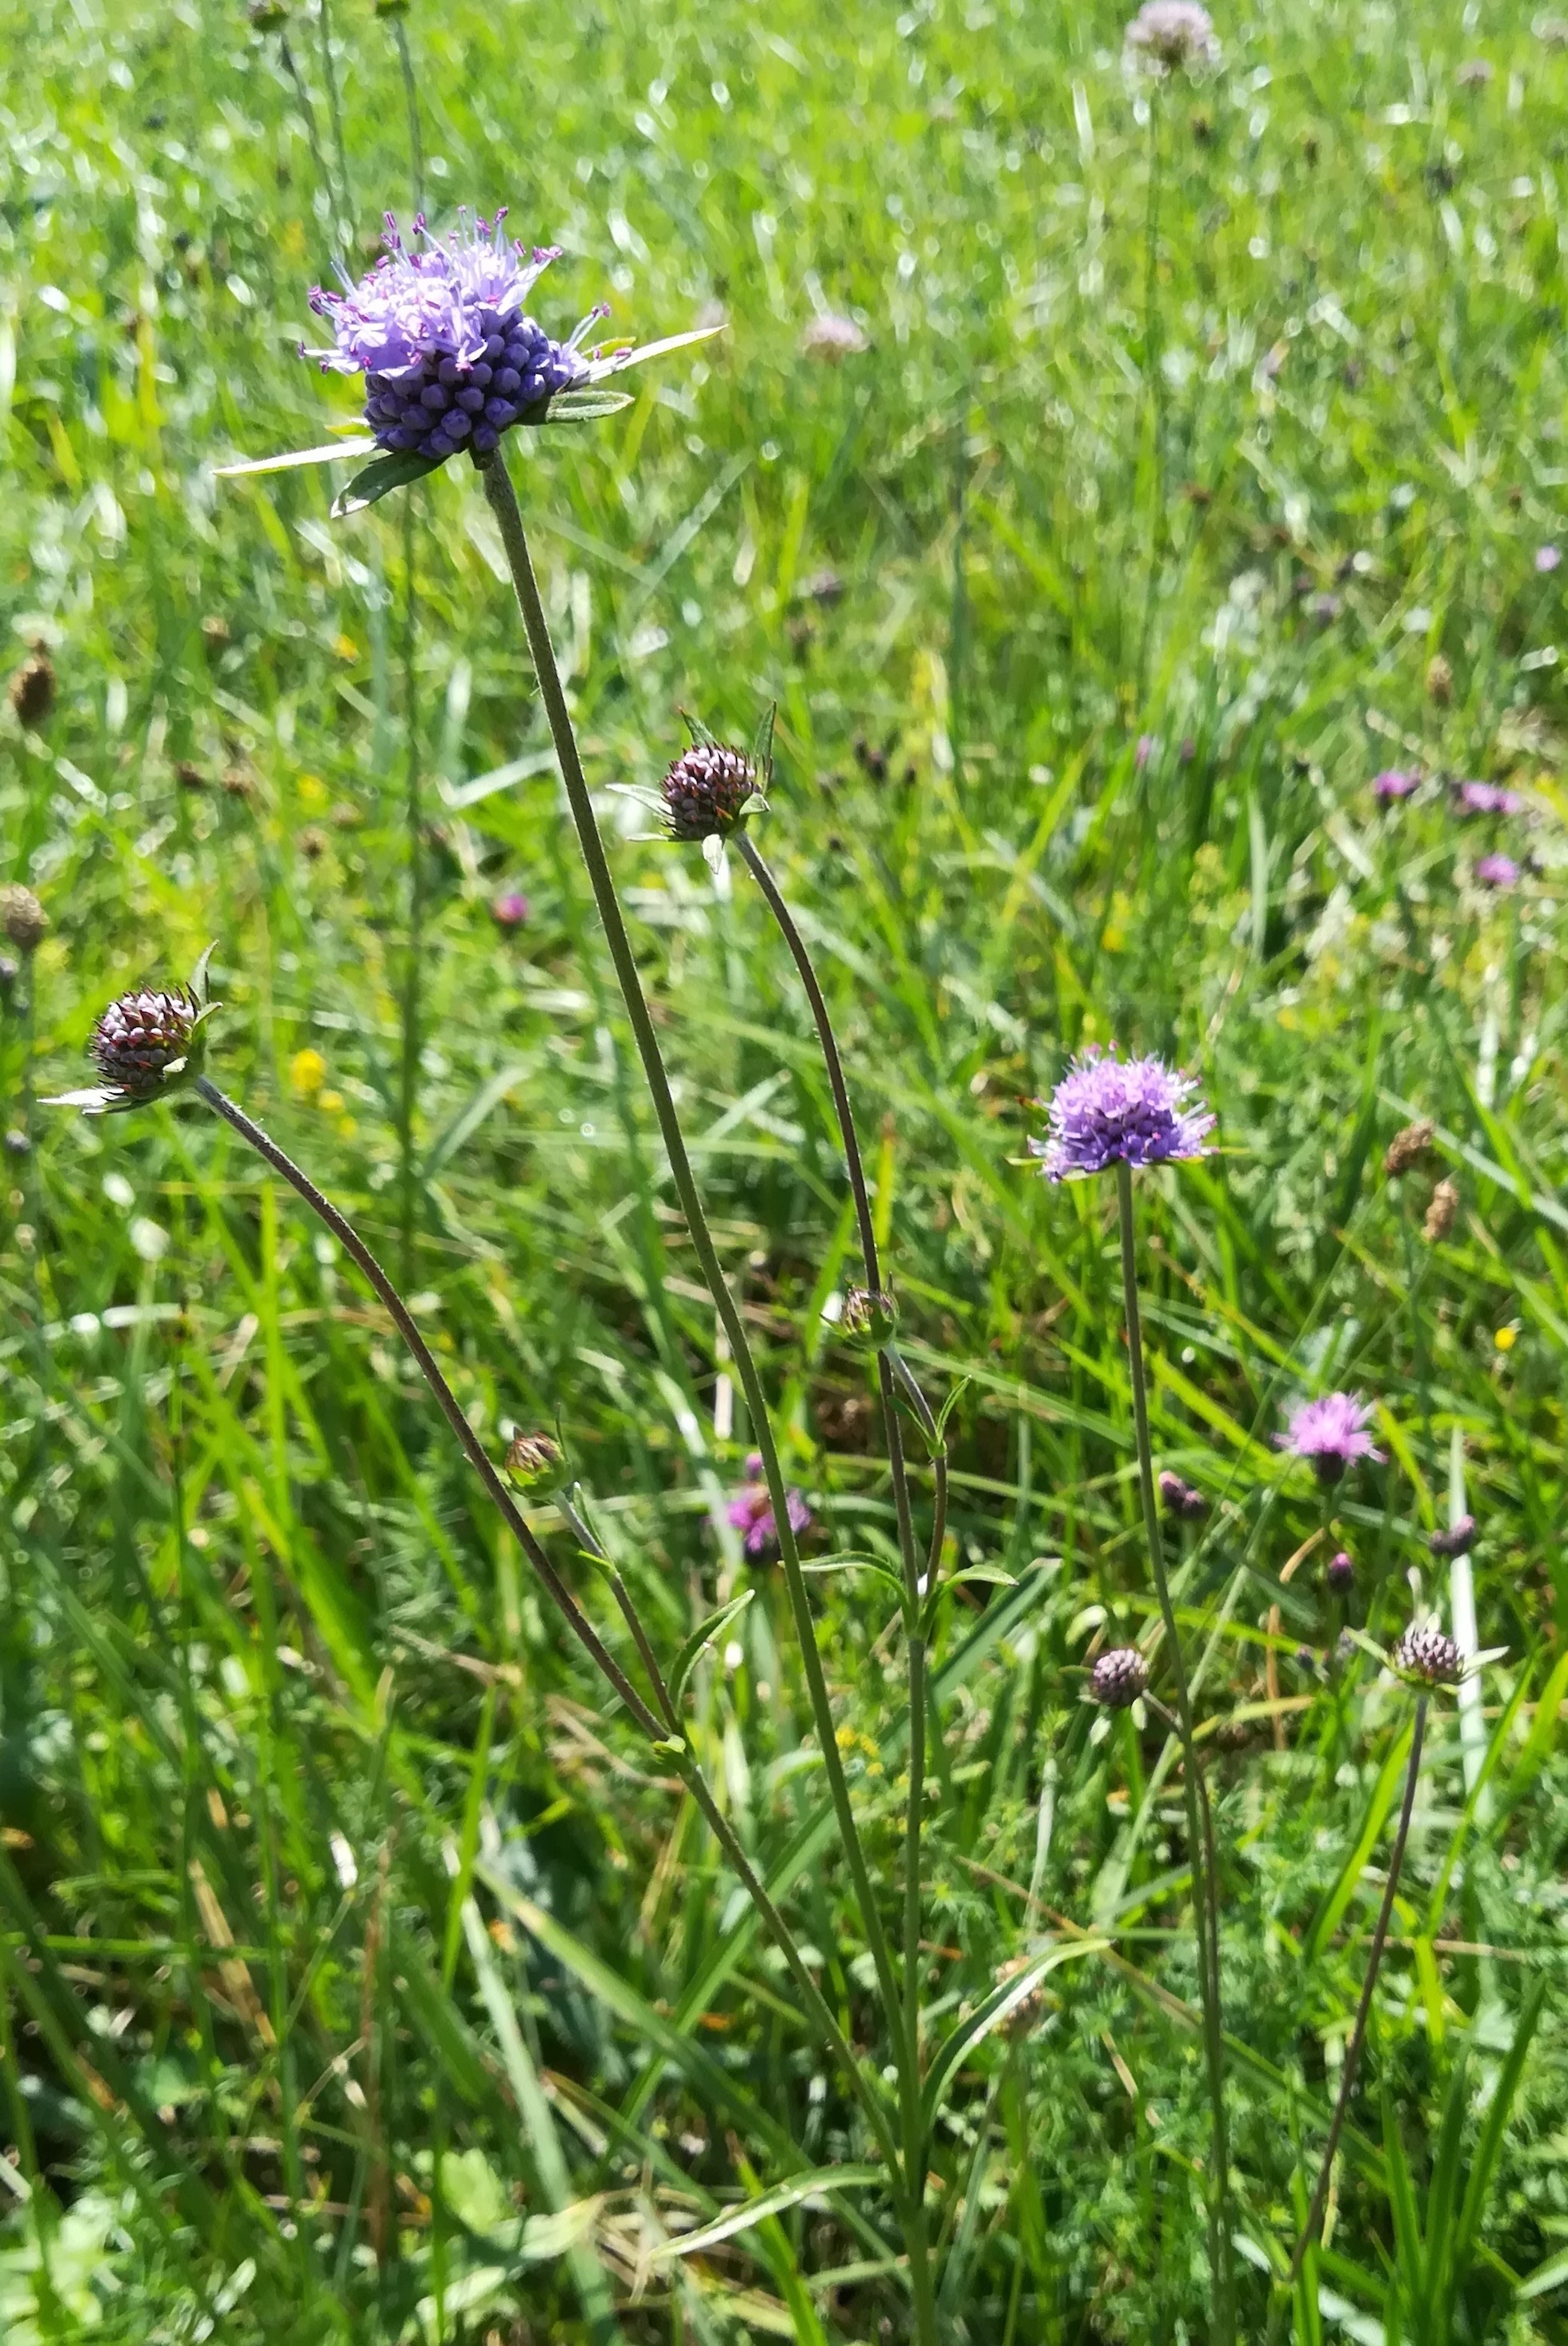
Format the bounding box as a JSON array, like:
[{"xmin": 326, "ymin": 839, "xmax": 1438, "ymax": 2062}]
[
  {"xmin": 661, "ymin": 742, "xmax": 760, "ymax": 842},
  {"xmin": 0, "ymin": 884, "xmax": 48, "ymax": 955},
  {"xmin": 503, "ymin": 1432, "xmax": 564, "ymax": 1492},
  {"xmin": 1394, "ymin": 1621, "xmax": 1462, "ymax": 1686},
  {"xmin": 1423, "ymin": 1177, "xmax": 1458, "ymax": 1244},
  {"xmin": 1157, "ymin": 1470, "xmax": 1208, "ymax": 1520},
  {"xmin": 1327, "ymin": 1549, "xmax": 1354, "ymax": 1591},
  {"xmin": 1426, "ymin": 653, "xmax": 1454, "ymax": 706},
  {"xmin": 840, "ymin": 1286, "xmax": 897, "ymax": 1349},
  {"xmin": 1429, "ymin": 1514, "xmax": 1476, "ymax": 1558},
  {"xmin": 90, "ymin": 985, "xmax": 202, "ymax": 1105},
  {"xmin": 1089, "ymin": 1646, "xmax": 1149, "ymax": 1709},
  {"xmin": 1384, "ymin": 1119, "xmax": 1435, "ymax": 1178}
]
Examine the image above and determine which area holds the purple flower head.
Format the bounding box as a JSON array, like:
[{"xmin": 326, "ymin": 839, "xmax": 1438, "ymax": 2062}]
[
  {"xmin": 1029, "ymin": 1046, "xmax": 1215, "ymax": 1181},
  {"xmin": 1454, "ymin": 780, "xmax": 1522, "ymax": 816},
  {"xmin": 1279, "ymin": 1391, "xmax": 1383, "ymax": 1486},
  {"xmin": 1537, "ymin": 543, "xmax": 1562, "ymax": 575},
  {"xmin": 727, "ymin": 1456, "xmax": 812, "ymax": 1557},
  {"xmin": 305, "ymin": 211, "xmax": 598, "ymax": 463},
  {"xmin": 1373, "ymin": 768, "xmax": 1419, "ymax": 801},
  {"xmin": 1475, "ymin": 852, "xmax": 1520, "ymax": 889},
  {"xmin": 491, "ymin": 890, "xmax": 531, "ymax": 929}
]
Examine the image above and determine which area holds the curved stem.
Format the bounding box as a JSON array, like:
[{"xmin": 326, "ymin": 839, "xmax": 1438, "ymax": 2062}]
[
  {"xmin": 1116, "ymin": 1161, "xmax": 1233, "ymax": 2344},
  {"xmin": 734, "ymin": 832, "xmax": 940, "ymax": 2188},
  {"xmin": 474, "ymin": 454, "xmax": 920, "ymax": 2210},
  {"xmin": 192, "ymin": 1075, "xmax": 904, "ymax": 2182},
  {"xmin": 1286, "ymin": 1698, "xmax": 1427, "ymax": 2288}
]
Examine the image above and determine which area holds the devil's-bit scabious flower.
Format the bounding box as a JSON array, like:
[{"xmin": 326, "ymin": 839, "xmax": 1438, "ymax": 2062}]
[
  {"xmin": 1454, "ymin": 780, "xmax": 1522, "ymax": 816},
  {"xmin": 306, "ymin": 213, "xmax": 595, "ymax": 464},
  {"xmin": 662, "ymin": 742, "xmax": 760, "ymax": 842},
  {"xmin": 1030, "ymin": 1046, "xmax": 1215, "ymax": 1181},
  {"xmin": 800, "ymin": 313, "xmax": 868, "ymax": 359},
  {"xmin": 1475, "ymin": 852, "xmax": 1520, "ymax": 889},
  {"xmin": 1373, "ymin": 768, "xmax": 1419, "ymax": 801},
  {"xmin": 0, "ymin": 884, "xmax": 47, "ymax": 956},
  {"xmin": 47, "ymin": 952, "xmax": 219, "ymax": 1117},
  {"xmin": 727, "ymin": 1454, "xmax": 812, "ymax": 1557},
  {"xmin": 1393, "ymin": 1621, "xmax": 1462, "ymax": 1686},
  {"xmin": 1430, "ymin": 1514, "xmax": 1477, "ymax": 1558},
  {"xmin": 1124, "ymin": 0, "xmax": 1220, "ymax": 72},
  {"xmin": 1090, "ymin": 1647, "xmax": 1149, "ymax": 1708},
  {"xmin": 1279, "ymin": 1391, "xmax": 1383, "ymax": 1485}
]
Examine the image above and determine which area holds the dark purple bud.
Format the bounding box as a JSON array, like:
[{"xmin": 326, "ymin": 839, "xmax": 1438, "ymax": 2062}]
[
  {"xmin": 661, "ymin": 741, "xmax": 760, "ymax": 843},
  {"xmin": 1394, "ymin": 1621, "xmax": 1462, "ymax": 1686},
  {"xmin": 1429, "ymin": 1514, "xmax": 1476, "ymax": 1558},
  {"xmin": 1327, "ymin": 1550, "xmax": 1354, "ymax": 1591},
  {"xmin": 1089, "ymin": 1647, "xmax": 1149, "ymax": 1708}
]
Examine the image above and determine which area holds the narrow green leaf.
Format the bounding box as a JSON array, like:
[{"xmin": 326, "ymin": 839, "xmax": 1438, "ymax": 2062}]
[
  {"xmin": 1456, "ymin": 1982, "xmax": 1546, "ymax": 2269},
  {"xmin": 213, "ymin": 435, "xmax": 376, "ymax": 479},
  {"xmin": 1305, "ymin": 1718, "xmax": 1414, "ymax": 1966},
  {"xmin": 921, "ymin": 1939, "xmax": 1105, "ymax": 2129},
  {"xmin": 331, "ymin": 447, "xmax": 444, "ymax": 517},
  {"xmin": 648, "ymin": 2165, "xmax": 883, "ymax": 2262},
  {"xmin": 669, "ymin": 1589, "xmax": 756, "ymax": 1712}
]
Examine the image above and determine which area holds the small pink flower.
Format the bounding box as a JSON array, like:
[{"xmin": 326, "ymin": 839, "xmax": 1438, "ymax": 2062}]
[
  {"xmin": 491, "ymin": 891, "xmax": 531, "ymax": 929},
  {"xmin": 727, "ymin": 1454, "xmax": 812, "ymax": 1556},
  {"xmin": 1373, "ymin": 768, "xmax": 1419, "ymax": 801},
  {"xmin": 1475, "ymin": 853, "xmax": 1520, "ymax": 889}
]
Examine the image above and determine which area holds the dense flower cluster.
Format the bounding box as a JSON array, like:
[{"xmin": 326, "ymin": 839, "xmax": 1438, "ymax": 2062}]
[
  {"xmin": 1032, "ymin": 1047, "xmax": 1214, "ymax": 1181},
  {"xmin": 661, "ymin": 742, "xmax": 759, "ymax": 841},
  {"xmin": 1090, "ymin": 1647, "xmax": 1149, "ymax": 1707},
  {"xmin": 307, "ymin": 211, "xmax": 594, "ymax": 463},
  {"xmin": 1279, "ymin": 1391, "xmax": 1382, "ymax": 1484},
  {"xmin": 88, "ymin": 987, "xmax": 201, "ymax": 1109},
  {"xmin": 1394, "ymin": 1622, "xmax": 1462, "ymax": 1686}
]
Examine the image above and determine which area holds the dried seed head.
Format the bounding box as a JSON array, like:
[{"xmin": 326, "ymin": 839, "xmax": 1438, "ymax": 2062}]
[
  {"xmin": 1423, "ymin": 1177, "xmax": 1459, "ymax": 1244},
  {"xmin": 1393, "ymin": 1621, "xmax": 1462, "ymax": 1686},
  {"xmin": 8, "ymin": 645, "xmax": 56, "ymax": 729},
  {"xmin": 503, "ymin": 1432, "xmax": 565, "ymax": 1492},
  {"xmin": 840, "ymin": 1286, "xmax": 898, "ymax": 1349},
  {"xmin": 1090, "ymin": 1646, "xmax": 1149, "ymax": 1709},
  {"xmin": 1384, "ymin": 1119, "xmax": 1435, "ymax": 1178},
  {"xmin": 0, "ymin": 884, "xmax": 48, "ymax": 955},
  {"xmin": 1429, "ymin": 1514, "xmax": 1477, "ymax": 1559},
  {"xmin": 1426, "ymin": 653, "xmax": 1454, "ymax": 706},
  {"xmin": 661, "ymin": 742, "xmax": 758, "ymax": 842},
  {"xmin": 91, "ymin": 985, "xmax": 202, "ymax": 1104},
  {"xmin": 994, "ymin": 1954, "xmax": 1050, "ymax": 2035}
]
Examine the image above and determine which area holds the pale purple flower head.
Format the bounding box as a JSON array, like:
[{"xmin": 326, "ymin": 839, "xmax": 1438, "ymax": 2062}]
[
  {"xmin": 1373, "ymin": 768, "xmax": 1419, "ymax": 801},
  {"xmin": 1279, "ymin": 1391, "xmax": 1383, "ymax": 1485},
  {"xmin": 1475, "ymin": 852, "xmax": 1520, "ymax": 889},
  {"xmin": 1454, "ymin": 780, "xmax": 1522, "ymax": 816},
  {"xmin": 728, "ymin": 1454, "xmax": 812, "ymax": 1556},
  {"xmin": 1537, "ymin": 543, "xmax": 1562, "ymax": 575},
  {"xmin": 491, "ymin": 890, "xmax": 531, "ymax": 929},
  {"xmin": 305, "ymin": 211, "xmax": 597, "ymax": 463},
  {"xmin": 1030, "ymin": 1046, "xmax": 1215, "ymax": 1181},
  {"xmin": 1125, "ymin": 0, "xmax": 1220, "ymax": 71}
]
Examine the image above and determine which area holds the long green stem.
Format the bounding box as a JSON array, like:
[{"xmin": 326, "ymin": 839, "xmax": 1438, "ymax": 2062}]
[
  {"xmin": 734, "ymin": 830, "xmax": 941, "ymax": 2314},
  {"xmin": 1115, "ymin": 1161, "xmax": 1233, "ymax": 2343},
  {"xmin": 1285, "ymin": 1698, "xmax": 1426, "ymax": 2289},
  {"xmin": 1134, "ymin": 90, "xmax": 1165, "ymax": 706},
  {"xmin": 396, "ymin": 497, "xmax": 423, "ymax": 1288},
  {"xmin": 473, "ymin": 455, "xmax": 927, "ymax": 2272},
  {"xmin": 192, "ymin": 1074, "xmax": 904, "ymax": 2180},
  {"xmin": 391, "ymin": 15, "xmax": 424, "ymax": 219}
]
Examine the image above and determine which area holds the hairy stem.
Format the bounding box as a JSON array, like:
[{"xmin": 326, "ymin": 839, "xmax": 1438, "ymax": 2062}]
[
  {"xmin": 1286, "ymin": 1697, "xmax": 1427, "ymax": 2288},
  {"xmin": 474, "ymin": 454, "xmax": 928, "ymax": 2275},
  {"xmin": 1116, "ymin": 1161, "xmax": 1233, "ymax": 2343},
  {"xmin": 192, "ymin": 1075, "xmax": 904, "ymax": 2180}
]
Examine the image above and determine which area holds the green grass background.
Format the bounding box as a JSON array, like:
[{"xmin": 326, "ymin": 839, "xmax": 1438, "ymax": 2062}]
[{"xmin": 5, "ymin": 0, "xmax": 1568, "ymax": 2336}]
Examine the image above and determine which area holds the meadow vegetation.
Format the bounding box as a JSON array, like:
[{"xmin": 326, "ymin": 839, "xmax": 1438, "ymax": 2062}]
[{"xmin": 5, "ymin": 0, "xmax": 1568, "ymax": 2337}]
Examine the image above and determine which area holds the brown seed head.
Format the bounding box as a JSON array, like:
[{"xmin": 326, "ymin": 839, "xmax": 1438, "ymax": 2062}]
[
  {"xmin": 1384, "ymin": 1119, "xmax": 1435, "ymax": 1178},
  {"xmin": 1423, "ymin": 1177, "xmax": 1458, "ymax": 1244},
  {"xmin": 0, "ymin": 884, "xmax": 48, "ymax": 955},
  {"xmin": 8, "ymin": 646, "xmax": 56, "ymax": 729}
]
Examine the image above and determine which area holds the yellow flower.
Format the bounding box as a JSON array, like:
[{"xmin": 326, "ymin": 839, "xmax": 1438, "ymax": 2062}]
[
  {"xmin": 333, "ymin": 634, "xmax": 359, "ymax": 664},
  {"xmin": 319, "ymin": 1089, "xmax": 344, "ymax": 1114},
  {"xmin": 1494, "ymin": 1325, "xmax": 1518, "ymax": 1353},
  {"xmin": 297, "ymin": 772, "xmax": 327, "ymax": 808},
  {"xmin": 290, "ymin": 1048, "xmax": 327, "ymax": 1101}
]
